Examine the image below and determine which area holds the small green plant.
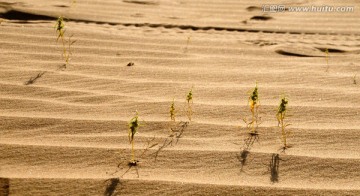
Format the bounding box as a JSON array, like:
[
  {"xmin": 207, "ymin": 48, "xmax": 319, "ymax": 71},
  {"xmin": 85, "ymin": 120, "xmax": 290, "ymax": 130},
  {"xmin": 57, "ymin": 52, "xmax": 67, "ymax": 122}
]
[
  {"xmin": 55, "ymin": 16, "xmax": 65, "ymax": 43},
  {"xmin": 276, "ymin": 96, "xmax": 291, "ymax": 150},
  {"xmin": 153, "ymin": 92, "xmax": 192, "ymax": 161},
  {"xmin": 170, "ymin": 98, "xmax": 176, "ymax": 122},
  {"xmin": 243, "ymin": 83, "xmax": 260, "ymax": 135},
  {"xmin": 186, "ymin": 87, "xmax": 193, "ymax": 121},
  {"xmin": 168, "ymin": 98, "xmax": 177, "ymax": 135},
  {"xmin": 54, "ymin": 16, "xmax": 76, "ymax": 70},
  {"xmin": 128, "ymin": 111, "xmax": 140, "ymax": 165}
]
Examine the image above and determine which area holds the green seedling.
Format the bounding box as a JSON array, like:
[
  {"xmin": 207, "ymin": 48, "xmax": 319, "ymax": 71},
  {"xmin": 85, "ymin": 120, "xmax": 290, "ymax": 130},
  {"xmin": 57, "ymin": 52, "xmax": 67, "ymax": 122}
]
[
  {"xmin": 186, "ymin": 87, "xmax": 193, "ymax": 121},
  {"xmin": 276, "ymin": 96, "xmax": 291, "ymax": 150},
  {"xmin": 168, "ymin": 98, "xmax": 177, "ymax": 135},
  {"xmin": 54, "ymin": 16, "xmax": 67, "ymax": 66},
  {"xmin": 54, "ymin": 17, "xmax": 76, "ymax": 70},
  {"xmin": 128, "ymin": 111, "xmax": 140, "ymax": 165},
  {"xmin": 55, "ymin": 16, "xmax": 65, "ymax": 43},
  {"xmin": 243, "ymin": 83, "xmax": 260, "ymax": 135},
  {"xmin": 152, "ymin": 93, "xmax": 192, "ymax": 162},
  {"xmin": 249, "ymin": 83, "xmax": 259, "ymax": 132},
  {"xmin": 170, "ymin": 98, "xmax": 176, "ymax": 122}
]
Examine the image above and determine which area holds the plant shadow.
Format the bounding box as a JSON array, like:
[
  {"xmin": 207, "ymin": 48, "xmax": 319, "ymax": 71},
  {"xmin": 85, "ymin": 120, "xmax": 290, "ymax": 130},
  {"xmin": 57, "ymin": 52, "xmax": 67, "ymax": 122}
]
[
  {"xmin": 243, "ymin": 133, "xmax": 259, "ymax": 150},
  {"xmin": 0, "ymin": 178, "xmax": 9, "ymax": 196},
  {"xmin": 24, "ymin": 71, "xmax": 46, "ymax": 85},
  {"xmin": 152, "ymin": 121, "xmax": 189, "ymax": 161},
  {"xmin": 269, "ymin": 153, "xmax": 280, "ymax": 183},
  {"xmin": 104, "ymin": 178, "xmax": 120, "ymax": 196},
  {"xmin": 237, "ymin": 133, "xmax": 259, "ymax": 173},
  {"xmin": 237, "ymin": 149, "xmax": 250, "ymax": 173}
]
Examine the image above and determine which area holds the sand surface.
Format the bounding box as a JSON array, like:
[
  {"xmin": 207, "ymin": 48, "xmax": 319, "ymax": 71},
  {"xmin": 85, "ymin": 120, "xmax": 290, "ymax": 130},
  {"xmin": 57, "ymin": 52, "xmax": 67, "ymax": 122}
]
[{"xmin": 1, "ymin": 0, "xmax": 360, "ymax": 195}]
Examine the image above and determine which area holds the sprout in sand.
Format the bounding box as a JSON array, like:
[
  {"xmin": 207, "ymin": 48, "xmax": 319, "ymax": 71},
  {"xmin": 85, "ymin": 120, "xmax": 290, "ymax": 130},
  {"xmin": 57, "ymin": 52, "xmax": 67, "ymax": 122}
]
[
  {"xmin": 276, "ymin": 96, "xmax": 291, "ymax": 150},
  {"xmin": 243, "ymin": 83, "xmax": 260, "ymax": 135},
  {"xmin": 55, "ymin": 16, "xmax": 65, "ymax": 43},
  {"xmin": 242, "ymin": 83, "xmax": 261, "ymax": 152},
  {"xmin": 186, "ymin": 87, "xmax": 193, "ymax": 121},
  {"xmin": 54, "ymin": 16, "xmax": 76, "ymax": 70},
  {"xmin": 170, "ymin": 98, "xmax": 176, "ymax": 122},
  {"xmin": 128, "ymin": 111, "xmax": 140, "ymax": 165}
]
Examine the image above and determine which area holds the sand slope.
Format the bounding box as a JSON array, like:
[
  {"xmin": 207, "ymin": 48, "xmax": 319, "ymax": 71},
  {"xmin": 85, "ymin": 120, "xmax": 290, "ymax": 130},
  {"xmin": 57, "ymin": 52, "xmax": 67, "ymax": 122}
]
[{"xmin": 1, "ymin": 0, "xmax": 360, "ymax": 195}]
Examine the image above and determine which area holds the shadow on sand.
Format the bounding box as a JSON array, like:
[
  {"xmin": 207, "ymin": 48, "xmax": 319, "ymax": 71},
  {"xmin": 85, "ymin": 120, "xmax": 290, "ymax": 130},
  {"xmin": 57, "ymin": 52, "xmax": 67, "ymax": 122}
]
[
  {"xmin": 269, "ymin": 153, "xmax": 280, "ymax": 183},
  {"xmin": 104, "ymin": 178, "xmax": 120, "ymax": 196},
  {"xmin": 0, "ymin": 178, "xmax": 10, "ymax": 196}
]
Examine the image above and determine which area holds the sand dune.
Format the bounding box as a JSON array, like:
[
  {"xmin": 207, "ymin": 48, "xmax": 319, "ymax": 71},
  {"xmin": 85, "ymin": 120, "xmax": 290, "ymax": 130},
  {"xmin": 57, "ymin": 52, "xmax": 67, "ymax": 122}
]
[{"xmin": 1, "ymin": 0, "xmax": 360, "ymax": 195}]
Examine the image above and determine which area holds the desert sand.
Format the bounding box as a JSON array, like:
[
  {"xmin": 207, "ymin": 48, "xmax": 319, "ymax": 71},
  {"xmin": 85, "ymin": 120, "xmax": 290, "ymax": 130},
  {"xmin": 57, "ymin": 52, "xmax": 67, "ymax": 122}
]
[{"xmin": 1, "ymin": 0, "xmax": 360, "ymax": 195}]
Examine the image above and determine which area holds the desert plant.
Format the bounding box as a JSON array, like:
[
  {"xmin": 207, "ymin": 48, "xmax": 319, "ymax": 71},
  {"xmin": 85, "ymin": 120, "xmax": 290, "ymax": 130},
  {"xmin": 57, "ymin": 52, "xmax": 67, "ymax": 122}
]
[
  {"xmin": 276, "ymin": 96, "xmax": 290, "ymax": 149},
  {"xmin": 170, "ymin": 98, "xmax": 176, "ymax": 122},
  {"xmin": 55, "ymin": 16, "xmax": 65, "ymax": 43},
  {"xmin": 153, "ymin": 96, "xmax": 190, "ymax": 161},
  {"xmin": 243, "ymin": 83, "xmax": 260, "ymax": 135},
  {"xmin": 128, "ymin": 111, "xmax": 140, "ymax": 165},
  {"xmin": 54, "ymin": 16, "xmax": 75, "ymax": 70},
  {"xmin": 186, "ymin": 87, "xmax": 193, "ymax": 121},
  {"xmin": 54, "ymin": 16, "xmax": 67, "ymax": 65}
]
